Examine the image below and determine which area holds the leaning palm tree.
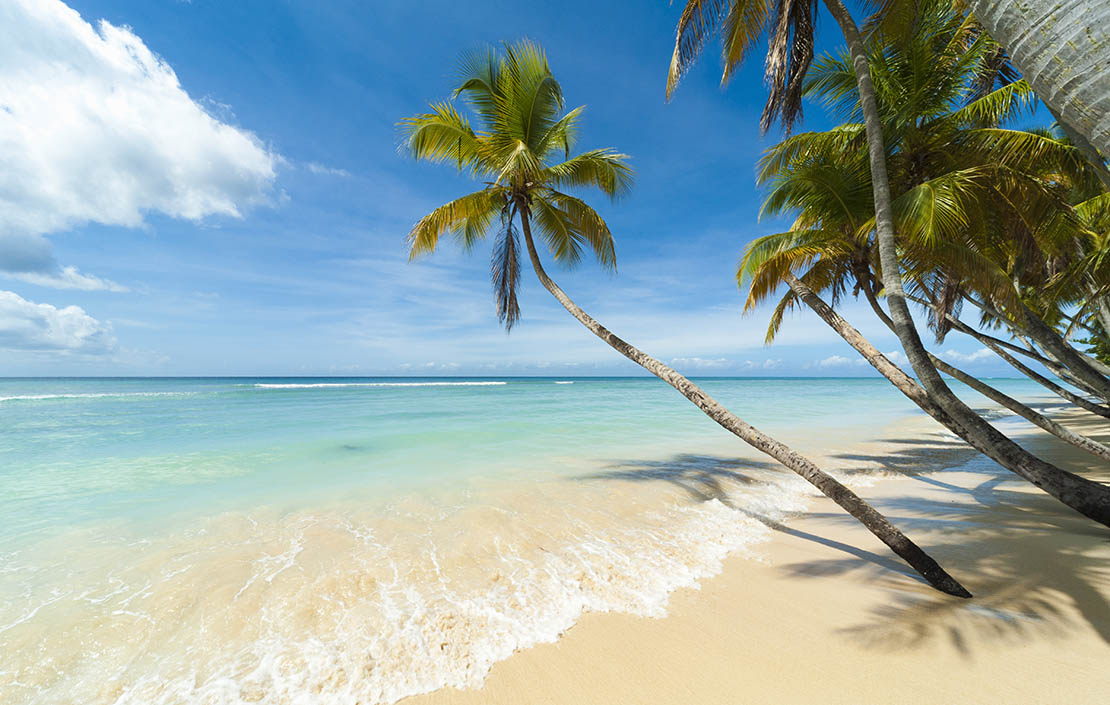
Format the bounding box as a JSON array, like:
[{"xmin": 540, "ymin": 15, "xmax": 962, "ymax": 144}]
[
  {"xmin": 759, "ymin": 3, "xmax": 1110, "ymax": 494},
  {"xmin": 400, "ymin": 40, "xmax": 969, "ymax": 596},
  {"xmin": 669, "ymin": 0, "xmax": 1110, "ymax": 526},
  {"xmin": 818, "ymin": 0, "xmax": 1110, "ymax": 527}
]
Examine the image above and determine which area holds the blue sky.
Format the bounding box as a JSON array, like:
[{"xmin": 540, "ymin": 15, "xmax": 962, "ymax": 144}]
[{"xmin": 0, "ymin": 0, "xmax": 1019, "ymax": 376}]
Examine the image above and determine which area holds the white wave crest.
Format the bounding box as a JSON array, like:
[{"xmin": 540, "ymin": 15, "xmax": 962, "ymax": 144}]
[
  {"xmin": 0, "ymin": 392, "xmax": 195, "ymax": 402},
  {"xmin": 253, "ymin": 382, "xmax": 508, "ymax": 389}
]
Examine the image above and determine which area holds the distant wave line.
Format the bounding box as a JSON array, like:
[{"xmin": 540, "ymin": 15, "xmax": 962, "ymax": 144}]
[
  {"xmin": 0, "ymin": 392, "xmax": 197, "ymax": 402},
  {"xmin": 253, "ymin": 382, "xmax": 509, "ymax": 389},
  {"xmin": 554, "ymin": 381, "xmax": 575, "ymax": 384}
]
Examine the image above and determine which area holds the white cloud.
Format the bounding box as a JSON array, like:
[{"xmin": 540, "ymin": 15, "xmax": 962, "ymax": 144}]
[
  {"xmin": 398, "ymin": 361, "xmax": 462, "ymax": 371},
  {"xmin": 306, "ymin": 162, "xmax": 351, "ymax": 177},
  {"xmin": 883, "ymin": 349, "xmax": 910, "ymax": 365},
  {"xmin": 670, "ymin": 356, "xmax": 732, "ymax": 370},
  {"xmin": 941, "ymin": 347, "xmax": 994, "ymax": 364},
  {"xmin": 0, "ymin": 290, "xmax": 116, "ymax": 353},
  {"xmin": 738, "ymin": 358, "xmax": 782, "ymax": 370},
  {"xmin": 817, "ymin": 354, "xmax": 868, "ymax": 369},
  {"xmin": 0, "ymin": 0, "xmax": 279, "ymax": 287}
]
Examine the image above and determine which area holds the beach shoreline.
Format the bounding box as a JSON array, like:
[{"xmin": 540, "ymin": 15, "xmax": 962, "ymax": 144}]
[
  {"xmin": 5, "ymin": 382, "xmax": 1106, "ymax": 705},
  {"xmin": 407, "ymin": 406, "xmax": 1110, "ymax": 705}
]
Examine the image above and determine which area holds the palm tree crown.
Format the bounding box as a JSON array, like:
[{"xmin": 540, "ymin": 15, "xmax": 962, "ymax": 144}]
[
  {"xmin": 739, "ymin": 2, "xmax": 1095, "ymax": 343},
  {"xmin": 399, "ymin": 40, "xmax": 633, "ymax": 329}
]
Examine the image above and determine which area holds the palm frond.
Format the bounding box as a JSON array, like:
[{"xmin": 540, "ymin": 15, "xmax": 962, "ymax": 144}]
[
  {"xmin": 491, "ymin": 211, "xmax": 522, "ymax": 330},
  {"xmin": 667, "ymin": 0, "xmax": 732, "ymax": 98},
  {"xmin": 720, "ymin": 0, "xmax": 771, "ymax": 85},
  {"xmin": 534, "ymin": 105, "xmax": 583, "ymax": 160},
  {"xmin": 498, "ymin": 40, "xmax": 565, "ymax": 155},
  {"xmin": 960, "ymin": 127, "xmax": 1088, "ymax": 175},
  {"xmin": 762, "ymin": 0, "xmax": 816, "ymax": 134},
  {"xmin": 530, "ymin": 197, "xmax": 583, "ymax": 267},
  {"xmin": 946, "ymin": 80, "xmax": 1035, "ymax": 127},
  {"xmin": 541, "ymin": 190, "xmax": 617, "ymax": 270},
  {"xmin": 738, "ymin": 228, "xmax": 853, "ymax": 311},
  {"xmin": 398, "ymin": 103, "xmax": 487, "ymax": 172},
  {"xmin": 757, "ymin": 124, "xmax": 866, "ymax": 182},
  {"xmin": 543, "ymin": 149, "xmax": 634, "ymax": 199},
  {"xmin": 407, "ymin": 189, "xmax": 503, "ymax": 257},
  {"xmin": 761, "ymin": 257, "xmax": 841, "ymax": 342}
]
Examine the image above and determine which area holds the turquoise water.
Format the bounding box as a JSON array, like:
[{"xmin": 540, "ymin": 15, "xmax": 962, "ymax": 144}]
[{"xmin": 0, "ymin": 376, "xmax": 1051, "ymax": 704}]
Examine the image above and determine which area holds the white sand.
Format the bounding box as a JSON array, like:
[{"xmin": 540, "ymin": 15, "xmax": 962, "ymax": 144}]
[{"xmin": 407, "ymin": 408, "xmax": 1110, "ymax": 705}]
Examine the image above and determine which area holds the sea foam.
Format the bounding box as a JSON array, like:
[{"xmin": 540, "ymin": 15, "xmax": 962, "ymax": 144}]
[{"xmin": 1, "ymin": 469, "xmax": 814, "ymax": 705}]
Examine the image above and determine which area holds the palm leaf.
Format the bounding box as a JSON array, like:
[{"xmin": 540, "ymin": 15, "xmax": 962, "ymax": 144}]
[
  {"xmin": 407, "ymin": 189, "xmax": 503, "ymax": 257},
  {"xmin": 544, "ymin": 149, "xmax": 634, "ymax": 199}
]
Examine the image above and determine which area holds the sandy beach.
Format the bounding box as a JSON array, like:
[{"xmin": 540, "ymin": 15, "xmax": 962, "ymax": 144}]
[{"xmin": 409, "ymin": 407, "xmax": 1110, "ymax": 705}]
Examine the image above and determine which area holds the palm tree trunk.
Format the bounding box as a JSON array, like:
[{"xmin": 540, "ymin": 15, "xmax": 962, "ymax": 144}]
[
  {"xmin": 785, "ymin": 271, "xmax": 1110, "ymax": 463},
  {"xmin": 782, "ymin": 272, "xmax": 950, "ymax": 421},
  {"xmin": 515, "ymin": 209, "xmax": 971, "ymax": 598},
  {"xmin": 1093, "ymin": 290, "xmax": 1110, "ymax": 334},
  {"xmin": 960, "ymin": 294, "xmax": 1110, "ymax": 396},
  {"xmin": 937, "ymin": 309, "xmax": 1110, "ymax": 419},
  {"xmin": 908, "ymin": 293, "xmax": 1060, "ymax": 367},
  {"xmin": 1086, "ymin": 284, "xmax": 1110, "ymax": 335},
  {"xmin": 967, "ymin": 0, "xmax": 1110, "ymax": 158},
  {"xmin": 930, "ymin": 357, "xmax": 1110, "ymax": 462},
  {"xmin": 823, "ymin": 0, "xmax": 1110, "ymax": 527},
  {"xmin": 962, "ymin": 291, "xmax": 1110, "ymax": 389},
  {"xmin": 1013, "ymin": 299, "xmax": 1110, "ymax": 399},
  {"xmin": 850, "ymin": 276, "xmax": 1110, "ymax": 461}
]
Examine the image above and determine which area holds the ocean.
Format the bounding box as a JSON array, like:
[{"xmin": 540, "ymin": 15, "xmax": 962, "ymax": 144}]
[{"xmin": 0, "ymin": 376, "xmax": 1050, "ymax": 704}]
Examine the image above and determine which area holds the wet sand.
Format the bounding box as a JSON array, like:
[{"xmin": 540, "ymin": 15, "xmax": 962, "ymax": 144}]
[{"xmin": 409, "ymin": 406, "xmax": 1110, "ymax": 705}]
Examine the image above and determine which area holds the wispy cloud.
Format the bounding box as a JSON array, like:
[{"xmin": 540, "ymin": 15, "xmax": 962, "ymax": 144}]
[
  {"xmin": 6, "ymin": 266, "xmax": 128, "ymax": 292},
  {"xmin": 305, "ymin": 162, "xmax": 351, "ymax": 177}
]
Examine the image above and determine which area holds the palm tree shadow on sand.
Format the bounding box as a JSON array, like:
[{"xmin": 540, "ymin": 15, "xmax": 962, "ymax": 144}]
[
  {"xmin": 581, "ymin": 438, "xmax": 1110, "ymax": 654},
  {"xmin": 580, "ymin": 453, "xmax": 917, "ymax": 578}
]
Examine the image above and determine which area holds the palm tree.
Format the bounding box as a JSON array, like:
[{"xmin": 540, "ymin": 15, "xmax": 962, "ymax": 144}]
[
  {"xmin": 745, "ymin": 4, "xmax": 1110, "ymax": 495},
  {"xmin": 967, "ymin": 0, "xmax": 1110, "ymax": 159},
  {"xmin": 669, "ymin": 0, "xmax": 1110, "ymax": 526},
  {"xmin": 741, "ymin": 129, "xmax": 1110, "ymax": 463},
  {"xmin": 400, "ymin": 40, "xmax": 969, "ymax": 596}
]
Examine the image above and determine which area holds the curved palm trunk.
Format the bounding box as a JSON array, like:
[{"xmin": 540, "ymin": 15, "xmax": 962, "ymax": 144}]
[
  {"xmin": 784, "ymin": 272, "xmax": 1110, "ymax": 463},
  {"xmin": 782, "ymin": 273, "xmax": 951, "ymax": 422},
  {"xmin": 1083, "ymin": 284, "xmax": 1110, "ymax": 335},
  {"xmin": 929, "ymin": 356, "xmax": 1110, "ymax": 462},
  {"xmin": 1014, "ymin": 300, "xmax": 1110, "ymax": 400},
  {"xmin": 967, "ymin": 0, "xmax": 1110, "ymax": 158},
  {"xmin": 515, "ymin": 211, "xmax": 970, "ymax": 598},
  {"xmin": 964, "ymin": 294, "xmax": 1110, "ymax": 393},
  {"xmin": 908, "ymin": 292, "xmax": 1105, "ymax": 394},
  {"xmin": 940, "ymin": 310, "xmax": 1110, "ymax": 419},
  {"xmin": 861, "ymin": 281, "xmax": 1110, "ymax": 461},
  {"xmin": 823, "ymin": 0, "xmax": 1110, "ymax": 527}
]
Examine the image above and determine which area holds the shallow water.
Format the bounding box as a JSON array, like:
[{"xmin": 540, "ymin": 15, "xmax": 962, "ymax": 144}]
[{"xmin": 0, "ymin": 376, "xmax": 1051, "ymax": 704}]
